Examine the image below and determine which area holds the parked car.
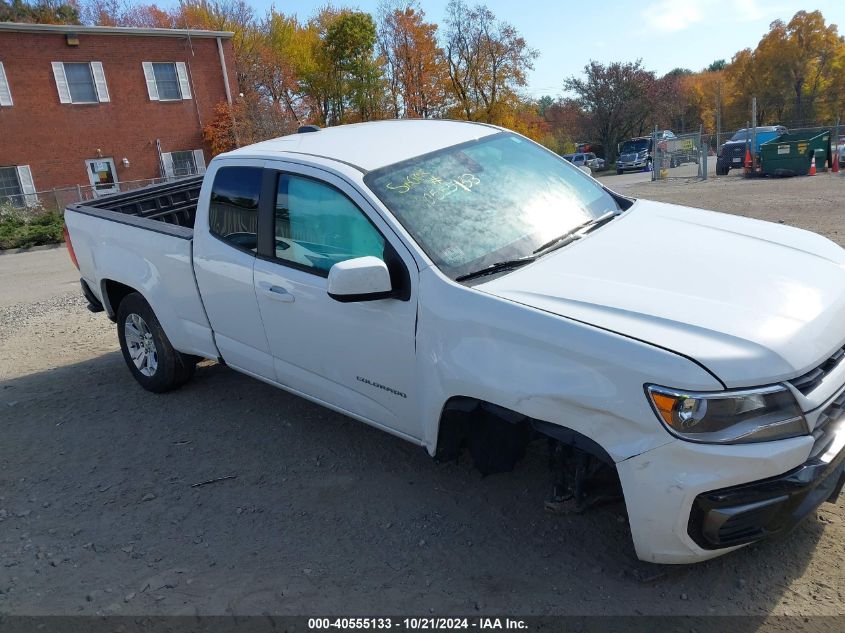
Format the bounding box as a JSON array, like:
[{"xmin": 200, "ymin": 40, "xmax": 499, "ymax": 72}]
[
  {"xmin": 584, "ymin": 152, "xmax": 605, "ymax": 170},
  {"xmin": 65, "ymin": 120, "xmax": 845, "ymax": 564},
  {"xmin": 716, "ymin": 126, "xmax": 787, "ymax": 175}
]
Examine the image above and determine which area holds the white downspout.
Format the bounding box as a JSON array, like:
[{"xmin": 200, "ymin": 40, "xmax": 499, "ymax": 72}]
[{"xmin": 216, "ymin": 36, "xmax": 233, "ymax": 106}]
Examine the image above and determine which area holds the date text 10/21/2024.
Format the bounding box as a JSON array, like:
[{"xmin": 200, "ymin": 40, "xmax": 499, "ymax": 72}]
[{"xmin": 307, "ymin": 618, "xmax": 528, "ymax": 630}]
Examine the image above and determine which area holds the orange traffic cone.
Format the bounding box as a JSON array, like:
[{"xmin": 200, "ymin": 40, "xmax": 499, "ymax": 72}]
[
  {"xmin": 743, "ymin": 147, "xmax": 752, "ymax": 175},
  {"xmin": 833, "ymin": 152, "xmax": 840, "ymax": 173},
  {"xmin": 809, "ymin": 159, "xmax": 816, "ymax": 176}
]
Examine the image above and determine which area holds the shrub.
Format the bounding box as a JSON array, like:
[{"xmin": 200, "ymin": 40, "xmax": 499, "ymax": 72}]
[{"xmin": 0, "ymin": 201, "xmax": 65, "ymax": 250}]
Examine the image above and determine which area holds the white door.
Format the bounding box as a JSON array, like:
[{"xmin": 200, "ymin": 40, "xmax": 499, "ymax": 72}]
[
  {"xmin": 85, "ymin": 158, "xmax": 119, "ymax": 197},
  {"xmin": 192, "ymin": 161, "xmax": 276, "ymax": 381},
  {"xmin": 252, "ymin": 165, "xmax": 420, "ymax": 440}
]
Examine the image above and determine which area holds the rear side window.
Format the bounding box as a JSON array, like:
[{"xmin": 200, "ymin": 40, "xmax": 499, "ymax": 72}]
[{"xmin": 209, "ymin": 166, "xmax": 263, "ymax": 252}]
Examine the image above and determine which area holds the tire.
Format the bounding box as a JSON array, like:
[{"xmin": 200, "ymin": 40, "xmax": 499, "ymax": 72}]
[
  {"xmin": 616, "ymin": 168, "xmax": 623, "ymax": 175},
  {"xmin": 715, "ymin": 159, "xmax": 728, "ymax": 176},
  {"xmin": 116, "ymin": 292, "xmax": 196, "ymax": 393}
]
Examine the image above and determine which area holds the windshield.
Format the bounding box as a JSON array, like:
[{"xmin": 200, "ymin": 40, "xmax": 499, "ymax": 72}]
[
  {"xmin": 621, "ymin": 139, "xmax": 649, "ymax": 153},
  {"xmin": 730, "ymin": 129, "xmax": 748, "ymax": 141},
  {"xmin": 364, "ymin": 133, "xmax": 619, "ymax": 279}
]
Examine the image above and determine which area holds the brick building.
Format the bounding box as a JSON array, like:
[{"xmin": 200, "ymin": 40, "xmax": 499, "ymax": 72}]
[{"xmin": 0, "ymin": 22, "xmax": 236, "ymax": 206}]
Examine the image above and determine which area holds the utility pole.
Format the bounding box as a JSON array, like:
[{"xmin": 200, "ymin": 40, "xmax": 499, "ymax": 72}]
[
  {"xmin": 751, "ymin": 97, "xmax": 758, "ymax": 173},
  {"xmin": 715, "ymin": 85, "xmax": 721, "ymax": 158}
]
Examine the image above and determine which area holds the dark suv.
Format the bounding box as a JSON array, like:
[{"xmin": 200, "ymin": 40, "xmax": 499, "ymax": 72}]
[{"xmin": 716, "ymin": 126, "xmax": 787, "ymax": 175}]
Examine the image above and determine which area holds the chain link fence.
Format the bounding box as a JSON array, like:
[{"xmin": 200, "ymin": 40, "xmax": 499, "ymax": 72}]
[
  {"xmin": 652, "ymin": 128, "xmax": 706, "ymax": 181},
  {"xmin": 1, "ymin": 177, "xmax": 171, "ymax": 213}
]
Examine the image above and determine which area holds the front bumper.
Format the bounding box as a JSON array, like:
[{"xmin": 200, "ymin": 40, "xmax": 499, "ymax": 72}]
[
  {"xmin": 617, "ymin": 160, "xmax": 647, "ymax": 170},
  {"xmin": 688, "ymin": 420, "xmax": 845, "ymax": 549},
  {"xmin": 617, "ymin": 399, "xmax": 845, "ymax": 563}
]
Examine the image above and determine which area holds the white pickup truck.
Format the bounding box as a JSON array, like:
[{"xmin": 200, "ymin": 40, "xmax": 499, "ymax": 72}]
[{"xmin": 65, "ymin": 120, "xmax": 845, "ymax": 564}]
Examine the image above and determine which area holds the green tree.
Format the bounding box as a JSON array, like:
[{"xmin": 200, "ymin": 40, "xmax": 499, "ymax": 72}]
[{"xmin": 536, "ymin": 95, "xmax": 553, "ymax": 118}]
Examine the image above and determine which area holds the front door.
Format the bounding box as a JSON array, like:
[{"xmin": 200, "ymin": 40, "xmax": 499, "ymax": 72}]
[
  {"xmin": 85, "ymin": 158, "xmax": 119, "ymax": 197},
  {"xmin": 252, "ymin": 164, "xmax": 420, "ymax": 440}
]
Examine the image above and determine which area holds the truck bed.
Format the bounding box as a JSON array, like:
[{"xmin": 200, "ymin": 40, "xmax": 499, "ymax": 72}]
[
  {"xmin": 64, "ymin": 175, "xmax": 218, "ymax": 361},
  {"xmin": 67, "ymin": 176, "xmax": 203, "ymax": 237}
]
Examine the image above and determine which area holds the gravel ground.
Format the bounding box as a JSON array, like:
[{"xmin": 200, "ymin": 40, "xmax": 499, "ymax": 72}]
[{"xmin": 0, "ymin": 175, "xmax": 843, "ymax": 618}]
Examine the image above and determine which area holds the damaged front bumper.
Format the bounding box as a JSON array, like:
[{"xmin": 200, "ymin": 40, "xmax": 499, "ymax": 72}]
[
  {"xmin": 688, "ymin": 419, "xmax": 845, "ymax": 549},
  {"xmin": 616, "ymin": 412, "xmax": 844, "ymax": 564}
]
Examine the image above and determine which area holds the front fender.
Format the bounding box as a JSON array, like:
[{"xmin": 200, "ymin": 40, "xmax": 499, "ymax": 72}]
[{"xmin": 416, "ymin": 268, "xmax": 723, "ymax": 462}]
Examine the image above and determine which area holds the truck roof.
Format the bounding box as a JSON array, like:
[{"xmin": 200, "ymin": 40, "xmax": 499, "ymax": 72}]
[{"xmin": 223, "ymin": 119, "xmax": 502, "ymax": 172}]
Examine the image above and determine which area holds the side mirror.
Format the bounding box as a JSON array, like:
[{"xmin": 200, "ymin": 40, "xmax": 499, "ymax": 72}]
[{"xmin": 327, "ymin": 256, "xmax": 393, "ymax": 302}]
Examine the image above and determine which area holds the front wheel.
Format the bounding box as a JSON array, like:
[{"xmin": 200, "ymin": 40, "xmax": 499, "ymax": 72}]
[{"xmin": 117, "ymin": 292, "xmax": 196, "ymax": 393}]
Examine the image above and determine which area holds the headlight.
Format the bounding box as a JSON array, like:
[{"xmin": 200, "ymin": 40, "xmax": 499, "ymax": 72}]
[{"xmin": 646, "ymin": 384, "xmax": 807, "ymax": 444}]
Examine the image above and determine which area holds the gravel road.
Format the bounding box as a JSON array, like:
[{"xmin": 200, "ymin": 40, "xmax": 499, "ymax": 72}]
[{"xmin": 0, "ymin": 174, "xmax": 843, "ymax": 617}]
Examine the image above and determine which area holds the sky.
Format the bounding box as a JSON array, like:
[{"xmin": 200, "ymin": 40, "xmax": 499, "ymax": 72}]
[{"xmin": 168, "ymin": 0, "xmax": 845, "ymax": 98}]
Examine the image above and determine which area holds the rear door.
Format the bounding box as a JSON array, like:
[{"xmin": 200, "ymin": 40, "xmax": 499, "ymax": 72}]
[
  {"xmin": 252, "ymin": 163, "xmax": 420, "ymax": 440},
  {"xmin": 193, "ymin": 160, "xmax": 275, "ymax": 380}
]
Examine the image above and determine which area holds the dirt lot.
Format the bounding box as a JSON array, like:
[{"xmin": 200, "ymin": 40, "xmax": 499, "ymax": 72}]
[{"xmin": 0, "ymin": 174, "xmax": 844, "ymax": 617}]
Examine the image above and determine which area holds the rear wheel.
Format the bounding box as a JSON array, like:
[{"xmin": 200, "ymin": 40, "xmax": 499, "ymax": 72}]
[
  {"xmin": 616, "ymin": 168, "xmax": 623, "ymax": 175},
  {"xmin": 116, "ymin": 292, "xmax": 196, "ymax": 393}
]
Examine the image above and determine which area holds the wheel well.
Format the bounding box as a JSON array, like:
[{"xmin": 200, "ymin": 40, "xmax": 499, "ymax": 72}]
[
  {"xmin": 435, "ymin": 396, "xmax": 615, "ymax": 475},
  {"xmin": 101, "ymin": 280, "xmax": 138, "ymax": 321}
]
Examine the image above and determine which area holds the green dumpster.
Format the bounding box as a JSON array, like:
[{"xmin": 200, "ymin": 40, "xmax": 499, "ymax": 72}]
[
  {"xmin": 760, "ymin": 130, "xmax": 830, "ymax": 176},
  {"xmin": 814, "ymin": 148, "xmax": 826, "ymax": 172}
]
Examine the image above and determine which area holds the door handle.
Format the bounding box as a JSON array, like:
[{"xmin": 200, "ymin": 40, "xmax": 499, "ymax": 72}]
[{"xmin": 263, "ymin": 285, "xmax": 295, "ymax": 303}]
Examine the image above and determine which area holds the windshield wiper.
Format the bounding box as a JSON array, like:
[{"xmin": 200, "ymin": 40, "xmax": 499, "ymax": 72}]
[
  {"xmin": 532, "ymin": 210, "xmax": 618, "ymax": 256},
  {"xmin": 455, "ymin": 256, "xmax": 537, "ymax": 282}
]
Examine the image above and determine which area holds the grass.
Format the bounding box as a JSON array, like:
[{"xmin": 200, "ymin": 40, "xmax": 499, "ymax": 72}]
[{"xmin": 0, "ymin": 202, "xmax": 65, "ymax": 250}]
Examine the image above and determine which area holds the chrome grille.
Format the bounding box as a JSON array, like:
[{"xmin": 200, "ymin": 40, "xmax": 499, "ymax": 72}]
[{"xmin": 790, "ymin": 345, "xmax": 845, "ymax": 395}]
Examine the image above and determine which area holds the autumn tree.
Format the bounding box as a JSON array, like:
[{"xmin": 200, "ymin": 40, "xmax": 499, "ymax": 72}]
[
  {"xmin": 252, "ymin": 11, "xmax": 319, "ymax": 124},
  {"xmin": 564, "ymin": 60, "xmax": 658, "ymax": 162},
  {"xmin": 377, "ymin": 1, "xmax": 447, "ymax": 118},
  {"xmin": 0, "ymin": 0, "xmax": 79, "ymax": 24},
  {"xmin": 176, "ymin": 0, "xmax": 262, "ymax": 100},
  {"xmin": 79, "ymin": 0, "xmax": 176, "ymax": 27},
  {"xmin": 767, "ymin": 11, "xmax": 840, "ymax": 121},
  {"xmin": 204, "ymin": 93, "xmax": 296, "ymax": 155},
  {"xmin": 443, "ymin": 0, "xmax": 537, "ymax": 124}
]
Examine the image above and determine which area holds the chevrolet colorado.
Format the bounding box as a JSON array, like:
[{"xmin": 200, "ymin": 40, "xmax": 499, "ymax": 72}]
[{"xmin": 64, "ymin": 120, "xmax": 845, "ymax": 563}]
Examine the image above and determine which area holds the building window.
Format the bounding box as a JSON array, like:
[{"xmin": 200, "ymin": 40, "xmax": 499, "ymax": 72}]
[
  {"xmin": 143, "ymin": 62, "xmax": 192, "ymax": 101},
  {"xmin": 171, "ymin": 151, "xmax": 197, "ymax": 176},
  {"xmin": 152, "ymin": 63, "xmax": 181, "ymax": 100},
  {"xmin": 0, "ymin": 165, "xmax": 36, "ymax": 208},
  {"xmin": 161, "ymin": 150, "xmax": 206, "ymax": 180},
  {"xmin": 0, "ymin": 62, "xmax": 12, "ymax": 107},
  {"xmin": 64, "ymin": 63, "xmax": 97, "ymax": 102},
  {"xmin": 52, "ymin": 61, "xmax": 109, "ymax": 104}
]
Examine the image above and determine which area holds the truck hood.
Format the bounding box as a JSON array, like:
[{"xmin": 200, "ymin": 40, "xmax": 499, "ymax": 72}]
[{"xmin": 476, "ymin": 200, "xmax": 845, "ymax": 387}]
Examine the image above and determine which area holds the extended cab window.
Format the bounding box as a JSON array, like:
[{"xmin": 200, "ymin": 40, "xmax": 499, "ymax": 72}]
[
  {"xmin": 209, "ymin": 166, "xmax": 262, "ymax": 252},
  {"xmin": 272, "ymin": 175, "xmax": 385, "ymax": 275}
]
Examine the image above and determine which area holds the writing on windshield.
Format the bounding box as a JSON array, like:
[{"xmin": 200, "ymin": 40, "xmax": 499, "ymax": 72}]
[{"xmin": 365, "ymin": 133, "xmax": 619, "ymax": 279}]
